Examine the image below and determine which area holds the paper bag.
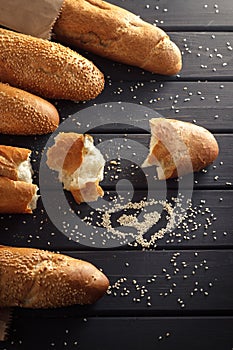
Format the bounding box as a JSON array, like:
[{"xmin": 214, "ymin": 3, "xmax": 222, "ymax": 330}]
[{"xmin": 0, "ymin": 0, "xmax": 64, "ymax": 39}]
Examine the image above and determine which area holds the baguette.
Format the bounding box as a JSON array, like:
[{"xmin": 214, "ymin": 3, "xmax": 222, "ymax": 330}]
[
  {"xmin": 46, "ymin": 132, "xmax": 105, "ymax": 203},
  {"xmin": 0, "ymin": 28, "xmax": 104, "ymax": 101},
  {"xmin": 0, "ymin": 145, "xmax": 32, "ymax": 182},
  {"xmin": 53, "ymin": 0, "xmax": 182, "ymax": 75},
  {"xmin": 0, "ymin": 177, "xmax": 38, "ymax": 214},
  {"xmin": 0, "ymin": 82, "xmax": 59, "ymax": 135},
  {"xmin": 142, "ymin": 118, "xmax": 219, "ymax": 179},
  {"xmin": 0, "ymin": 245, "xmax": 109, "ymax": 308}
]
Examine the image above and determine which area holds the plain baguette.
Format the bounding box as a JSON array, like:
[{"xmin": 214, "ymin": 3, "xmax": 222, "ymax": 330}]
[
  {"xmin": 53, "ymin": 0, "xmax": 182, "ymax": 75},
  {"xmin": 142, "ymin": 118, "xmax": 219, "ymax": 179},
  {"xmin": 0, "ymin": 28, "xmax": 104, "ymax": 101},
  {"xmin": 0, "ymin": 245, "xmax": 109, "ymax": 308},
  {"xmin": 0, "ymin": 82, "xmax": 59, "ymax": 135},
  {"xmin": 0, "ymin": 177, "xmax": 38, "ymax": 214}
]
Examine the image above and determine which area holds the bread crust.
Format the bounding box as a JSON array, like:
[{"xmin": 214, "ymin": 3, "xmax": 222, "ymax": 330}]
[
  {"xmin": 0, "ymin": 82, "xmax": 59, "ymax": 135},
  {"xmin": 46, "ymin": 133, "xmax": 85, "ymax": 175},
  {"xmin": 0, "ymin": 145, "xmax": 31, "ymax": 180},
  {"xmin": 0, "ymin": 177, "xmax": 38, "ymax": 213},
  {"xmin": 71, "ymin": 180, "xmax": 104, "ymax": 204},
  {"xmin": 144, "ymin": 118, "xmax": 219, "ymax": 179},
  {"xmin": 53, "ymin": 0, "xmax": 182, "ymax": 75},
  {"xmin": 0, "ymin": 28, "xmax": 104, "ymax": 101},
  {"xmin": 0, "ymin": 245, "xmax": 109, "ymax": 308}
]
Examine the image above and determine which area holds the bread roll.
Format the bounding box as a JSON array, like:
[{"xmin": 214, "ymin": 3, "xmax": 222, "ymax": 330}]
[
  {"xmin": 53, "ymin": 0, "xmax": 182, "ymax": 75},
  {"xmin": 0, "ymin": 28, "xmax": 104, "ymax": 101},
  {"xmin": 0, "ymin": 245, "xmax": 109, "ymax": 308},
  {"xmin": 0, "ymin": 145, "xmax": 32, "ymax": 182},
  {"xmin": 46, "ymin": 132, "xmax": 105, "ymax": 203},
  {"xmin": 0, "ymin": 177, "xmax": 38, "ymax": 213},
  {"xmin": 142, "ymin": 118, "xmax": 219, "ymax": 179},
  {"xmin": 0, "ymin": 82, "xmax": 59, "ymax": 135}
]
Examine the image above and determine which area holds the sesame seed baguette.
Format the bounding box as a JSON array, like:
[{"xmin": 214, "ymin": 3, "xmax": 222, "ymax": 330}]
[
  {"xmin": 0, "ymin": 145, "xmax": 32, "ymax": 182},
  {"xmin": 0, "ymin": 28, "xmax": 104, "ymax": 101},
  {"xmin": 142, "ymin": 118, "xmax": 219, "ymax": 179},
  {"xmin": 0, "ymin": 82, "xmax": 59, "ymax": 135},
  {"xmin": 53, "ymin": 0, "xmax": 182, "ymax": 75},
  {"xmin": 0, "ymin": 245, "xmax": 109, "ymax": 308},
  {"xmin": 0, "ymin": 177, "xmax": 38, "ymax": 214}
]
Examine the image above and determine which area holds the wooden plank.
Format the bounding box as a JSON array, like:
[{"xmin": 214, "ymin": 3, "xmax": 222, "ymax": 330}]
[
  {"xmin": 5, "ymin": 250, "xmax": 232, "ymax": 316},
  {"xmin": 0, "ymin": 189, "xmax": 232, "ymax": 251},
  {"xmin": 36, "ymin": 134, "xmax": 232, "ymax": 190},
  {"xmin": 3, "ymin": 315, "xmax": 233, "ymax": 350},
  {"xmin": 1, "ymin": 134, "xmax": 231, "ymax": 190},
  {"xmin": 175, "ymin": 32, "xmax": 233, "ymax": 80},
  {"xmin": 67, "ymin": 250, "xmax": 233, "ymax": 313},
  {"xmin": 1, "ymin": 81, "xmax": 232, "ymax": 135},
  {"xmin": 96, "ymin": 134, "xmax": 233, "ymax": 190},
  {"xmin": 78, "ymin": 32, "xmax": 233, "ymax": 81},
  {"xmin": 56, "ymin": 82, "xmax": 233, "ymax": 133},
  {"xmin": 107, "ymin": 0, "xmax": 233, "ymax": 30}
]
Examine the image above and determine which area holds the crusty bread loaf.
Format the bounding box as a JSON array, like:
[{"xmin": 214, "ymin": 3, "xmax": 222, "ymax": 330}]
[
  {"xmin": 0, "ymin": 145, "xmax": 32, "ymax": 181},
  {"xmin": 46, "ymin": 132, "xmax": 105, "ymax": 203},
  {"xmin": 0, "ymin": 82, "xmax": 59, "ymax": 135},
  {"xmin": 0, "ymin": 28, "xmax": 104, "ymax": 101},
  {"xmin": 0, "ymin": 177, "xmax": 38, "ymax": 213},
  {"xmin": 0, "ymin": 245, "xmax": 109, "ymax": 308},
  {"xmin": 142, "ymin": 118, "xmax": 219, "ymax": 179},
  {"xmin": 53, "ymin": 0, "xmax": 182, "ymax": 75}
]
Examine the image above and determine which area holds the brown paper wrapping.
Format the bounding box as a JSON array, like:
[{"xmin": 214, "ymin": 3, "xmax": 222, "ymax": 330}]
[
  {"xmin": 0, "ymin": 308, "xmax": 12, "ymax": 341},
  {"xmin": 0, "ymin": 0, "xmax": 64, "ymax": 39}
]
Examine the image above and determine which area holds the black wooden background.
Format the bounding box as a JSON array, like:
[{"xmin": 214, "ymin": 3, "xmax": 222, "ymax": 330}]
[{"xmin": 0, "ymin": 0, "xmax": 233, "ymax": 349}]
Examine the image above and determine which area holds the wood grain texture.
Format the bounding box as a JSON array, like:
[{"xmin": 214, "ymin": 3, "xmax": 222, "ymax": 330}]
[
  {"xmin": 107, "ymin": 0, "xmax": 233, "ymax": 30},
  {"xmin": 0, "ymin": 82, "xmax": 232, "ymax": 134},
  {"xmin": 0, "ymin": 250, "xmax": 231, "ymax": 316},
  {"xmin": 75, "ymin": 32, "xmax": 233, "ymax": 81},
  {"xmin": 56, "ymin": 81, "xmax": 233, "ymax": 133},
  {"xmin": 0, "ymin": 190, "xmax": 232, "ymax": 250},
  {"xmin": 1, "ymin": 134, "xmax": 232, "ymax": 189},
  {"xmin": 2, "ymin": 315, "xmax": 233, "ymax": 350},
  {"xmin": 97, "ymin": 134, "xmax": 232, "ymax": 189}
]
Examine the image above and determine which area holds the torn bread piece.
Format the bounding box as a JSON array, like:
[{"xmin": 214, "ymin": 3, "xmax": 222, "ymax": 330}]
[
  {"xmin": 46, "ymin": 132, "xmax": 105, "ymax": 203},
  {"xmin": 0, "ymin": 177, "xmax": 38, "ymax": 214},
  {"xmin": 0, "ymin": 145, "xmax": 39, "ymax": 213},
  {"xmin": 0, "ymin": 145, "xmax": 33, "ymax": 183},
  {"xmin": 142, "ymin": 118, "xmax": 219, "ymax": 179}
]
